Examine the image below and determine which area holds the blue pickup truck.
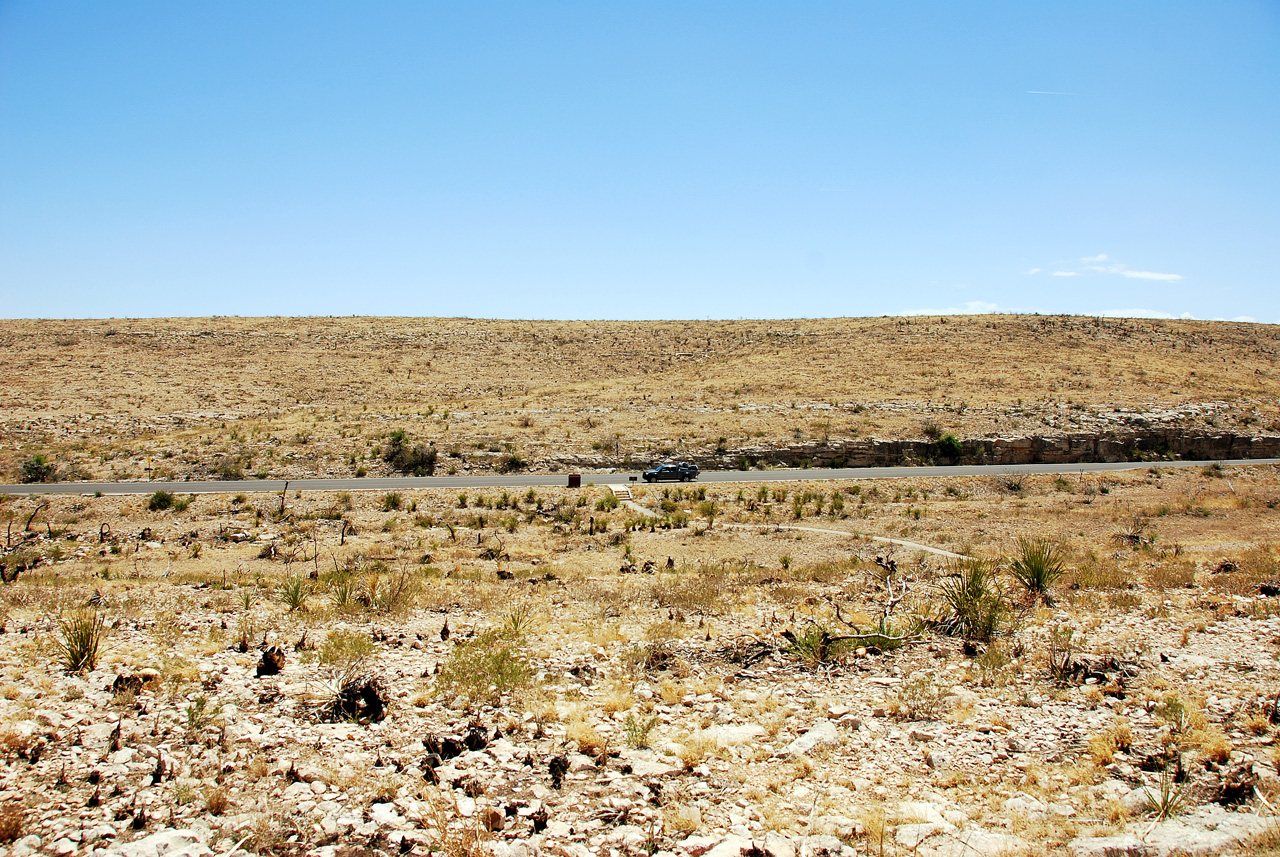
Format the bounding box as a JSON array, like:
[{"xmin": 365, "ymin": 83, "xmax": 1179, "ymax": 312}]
[{"xmin": 642, "ymin": 462, "xmax": 700, "ymax": 482}]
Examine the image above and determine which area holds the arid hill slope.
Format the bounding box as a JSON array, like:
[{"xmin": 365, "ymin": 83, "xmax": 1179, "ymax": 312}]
[{"xmin": 1, "ymin": 315, "xmax": 1278, "ymax": 481}]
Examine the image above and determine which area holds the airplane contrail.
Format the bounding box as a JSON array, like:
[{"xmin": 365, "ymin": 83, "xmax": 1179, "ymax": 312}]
[{"xmin": 1027, "ymin": 90, "xmax": 1073, "ymax": 95}]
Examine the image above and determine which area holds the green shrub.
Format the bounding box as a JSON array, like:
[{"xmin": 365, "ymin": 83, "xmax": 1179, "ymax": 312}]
[
  {"xmin": 20, "ymin": 454, "xmax": 56, "ymax": 484},
  {"xmin": 937, "ymin": 434, "xmax": 963, "ymax": 461},
  {"xmin": 320, "ymin": 629, "xmax": 375, "ymax": 667},
  {"xmin": 935, "ymin": 559, "xmax": 1007, "ymax": 641},
  {"xmin": 624, "ymin": 712, "xmax": 661, "ymax": 749},
  {"xmin": 1008, "ymin": 537, "xmax": 1067, "ymax": 601},
  {"xmin": 184, "ymin": 695, "xmax": 223, "ymax": 734},
  {"xmin": 147, "ymin": 491, "xmax": 189, "ymax": 512},
  {"xmin": 54, "ymin": 611, "xmax": 106, "ymax": 673},
  {"xmin": 280, "ymin": 576, "xmax": 309, "ymax": 611},
  {"xmin": 383, "ymin": 430, "xmax": 436, "ymax": 476},
  {"xmin": 595, "ymin": 493, "xmax": 620, "ymax": 512},
  {"xmin": 889, "ymin": 670, "xmax": 946, "ymax": 720},
  {"xmin": 382, "ymin": 492, "xmax": 402, "ymax": 511},
  {"xmin": 498, "ymin": 454, "xmax": 527, "ymax": 473},
  {"xmin": 436, "ymin": 629, "xmax": 534, "ymax": 706}
]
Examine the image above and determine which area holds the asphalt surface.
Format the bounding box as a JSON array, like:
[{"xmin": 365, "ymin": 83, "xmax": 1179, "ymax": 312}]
[{"xmin": 2, "ymin": 458, "xmax": 1277, "ymax": 496}]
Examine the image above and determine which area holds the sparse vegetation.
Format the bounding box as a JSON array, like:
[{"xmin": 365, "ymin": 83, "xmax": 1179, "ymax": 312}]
[
  {"xmin": 934, "ymin": 558, "xmax": 1008, "ymax": 641},
  {"xmin": 435, "ymin": 628, "xmax": 534, "ymax": 707},
  {"xmin": 319, "ymin": 628, "xmax": 375, "ymax": 667},
  {"xmin": 1008, "ymin": 537, "xmax": 1067, "ymax": 602},
  {"xmin": 0, "ymin": 360, "xmax": 1277, "ymax": 855},
  {"xmin": 383, "ymin": 429, "xmax": 437, "ymax": 476},
  {"xmin": 19, "ymin": 454, "xmax": 55, "ymax": 483},
  {"xmin": 53, "ymin": 610, "xmax": 105, "ymax": 673}
]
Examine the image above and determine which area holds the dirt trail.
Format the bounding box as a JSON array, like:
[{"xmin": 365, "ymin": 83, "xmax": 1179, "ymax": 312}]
[{"xmin": 622, "ymin": 499, "xmax": 967, "ymax": 558}]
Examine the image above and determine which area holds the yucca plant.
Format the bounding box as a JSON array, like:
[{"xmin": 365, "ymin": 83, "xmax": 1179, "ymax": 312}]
[
  {"xmin": 1142, "ymin": 768, "xmax": 1193, "ymax": 820},
  {"xmin": 55, "ymin": 611, "xmax": 106, "ymax": 673},
  {"xmin": 280, "ymin": 576, "xmax": 309, "ymax": 611},
  {"xmin": 1009, "ymin": 537, "xmax": 1067, "ymax": 603},
  {"xmin": 935, "ymin": 558, "xmax": 1007, "ymax": 642}
]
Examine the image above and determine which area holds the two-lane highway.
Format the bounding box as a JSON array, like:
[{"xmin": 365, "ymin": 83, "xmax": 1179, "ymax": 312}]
[{"xmin": 1, "ymin": 458, "xmax": 1277, "ymax": 496}]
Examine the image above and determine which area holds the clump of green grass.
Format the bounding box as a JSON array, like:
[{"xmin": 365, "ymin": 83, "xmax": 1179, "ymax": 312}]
[
  {"xmin": 54, "ymin": 611, "xmax": 106, "ymax": 673},
  {"xmin": 624, "ymin": 712, "xmax": 661, "ymax": 748},
  {"xmin": 279, "ymin": 576, "xmax": 309, "ymax": 611},
  {"xmin": 436, "ymin": 628, "xmax": 534, "ymax": 707},
  {"xmin": 934, "ymin": 558, "xmax": 1007, "ymax": 642},
  {"xmin": 320, "ymin": 629, "xmax": 375, "ymax": 667},
  {"xmin": 1008, "ymin": 537, "xmax": 1067, "ymax": 602}
]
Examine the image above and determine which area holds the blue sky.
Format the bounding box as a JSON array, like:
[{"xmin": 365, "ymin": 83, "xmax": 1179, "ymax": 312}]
[{"xmin": 2, "ymin": 2, "xmax": 1277, "ymax": 321}]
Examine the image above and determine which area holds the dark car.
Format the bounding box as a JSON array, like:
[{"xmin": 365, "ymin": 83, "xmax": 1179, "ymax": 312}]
[{"xmin": 642, "ymin": 462, "xmax": 700, "ymax": 482}]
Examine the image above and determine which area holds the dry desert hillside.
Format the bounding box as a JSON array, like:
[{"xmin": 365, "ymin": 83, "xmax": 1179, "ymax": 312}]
[{"xmin": 2, "ymin": 315, "xmax": 1279, "ymax": 483}]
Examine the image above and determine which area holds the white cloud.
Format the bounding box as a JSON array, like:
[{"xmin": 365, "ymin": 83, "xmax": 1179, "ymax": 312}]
[
  {"xmin": 1024, "ymin": 267, "xmax": 1041, "ymax": 275},
  {"xmin": 1121, "ymin": 270, "xmax": 1185, "ymax": 282},
  {"xmin": 1033, "ymin": 253, "xmax": 1186, "ymax": 282}
]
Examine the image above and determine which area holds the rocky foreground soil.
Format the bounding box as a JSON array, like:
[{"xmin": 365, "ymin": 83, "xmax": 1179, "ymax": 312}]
[{"xmin": 1, "ymin": 466, "xmax": 1278, "ymax": 857}]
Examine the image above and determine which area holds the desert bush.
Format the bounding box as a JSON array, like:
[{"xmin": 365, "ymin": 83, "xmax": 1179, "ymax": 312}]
[
  {"xmin": 624, "ymin": 712, "xmax": 661, "ymax": 749},
  {"xmin": 185, "ymin": 694, "xmax": 223, "ymax": 734},
  {"xmin": 1147, "ymin": 560, "xmax": 1196, "ymax": 590},
  {"xmin": 595, "ymin": 493, "xmax": 620, "ymax": 512},
  {"xmin": 503, "ymin": 601, "xmax": 539, "ymax": 637},
  {"xmin": 889, "ymin": 670, "xmax": 945, "ymax": 720},
  {"xmin": 20, "ymin": 454, "xmax": 56, "ymax": 483},
  {"xmin": 934, "ymin": 559, "xmax": 1007, "ymax": 641},
  {"xmin": 1142, "ymin": 769, "xmax": 1193, "ymax": 820},
  {"xmin": 436, "ymin": 629, "xmax": 534, "ymax": 707},
  {"xmin": 994, "ymin": 473, "xmax": 1025, "ymax": 494},
  {"xmin": 1205, "ymin": 544, "xmax": 1278, "ymax": 595},
  {"xmin": 54, "ymin": 610, "xmax": 106, "ymax": 673},
  {"xmin": 1047, "ymin": 625, "xmax": 1077, "ymax": 684},
  {"xmin": 1008, "ymin": 537, "xmax": 1067, "ymax": 601},
  {"xmin": 566, "ymin": 716, "xmax": 608, "ymax": 758},
  {"xmin": 650, "ymin": 567, "xmax": 733, "ymax": 614},
  {"xmin": 320, "ymin": 629, "xmax": 374, "ymax": 667},
  {"xmin": 497, "ymin": 453, "xmax": 526, "ymax": 473},
  {"xmin": 279, "ymin": 576, "xmax": 309, "ymax": 611},
  {"xmin": 213, "ymin": 454, "xmax": 247, "ymax": 480},
  {"xmin": 381, "ymin": 492, "xmax": 402, "ymax": 511},
  {"xmin": 1070, "ymin": 552, "xmax": 1128, "ymax": 590},
  {"xmin": 1154, "ymin": 692, "xmax": 1206, "ymax": 736},
  {"xmin": 368, "ymin": 567, "xmax": 420, "ymax": 614},
  {"xmin": 383, "ymin": 429, "xmax": 437, "ymax": 476},
  {"xmin": 327, "ymin": 574, "xmax": 356, "ymax": 611},
  {"xmin": 147, "ymin": 490, "xmax": 191, "ymax": 512},
  {"xmin": 0, "ymin": 803, "xmax": 24, "ymax": 842},
  {"xmin": 203, "ymin": 786, "xmax": 231, "ymax": 815},
  {"xmin": 784, "ymin": 626, "xmax": 851, "ymax": 665},
  {"xmin": 936, "ymin": 433, "xmax": 962, "ymax": 460}
]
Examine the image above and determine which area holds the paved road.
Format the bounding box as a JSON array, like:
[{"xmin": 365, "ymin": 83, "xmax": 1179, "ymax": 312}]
[{"xmin": 2, "ymin": 458, "xmax": 1276, "ymax": 496}]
